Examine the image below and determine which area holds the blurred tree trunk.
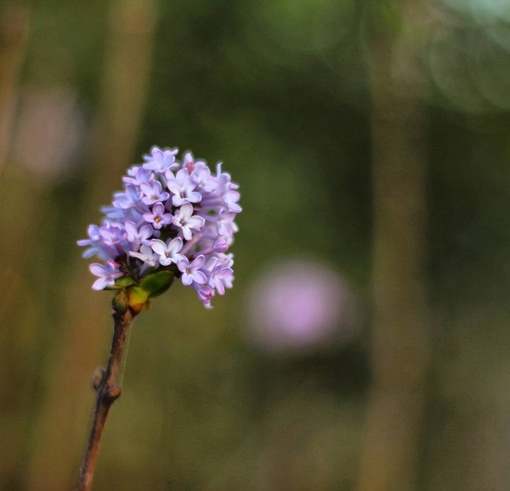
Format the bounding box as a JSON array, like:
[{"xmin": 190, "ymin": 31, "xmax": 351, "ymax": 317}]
[
  {"xmin": 358, "ymin": 3, "xmax": 430, "ymax": 491},
  {"xmin": 26, "ymin": 1, "xmax": 158, "ymax": 489},
  {"xmin": 0, "ymin": 2, "xmax": 29, "ymax": 183},
  {"xmin": 0, "ymin": 5, "xmax": 34, "ymax": 491}
]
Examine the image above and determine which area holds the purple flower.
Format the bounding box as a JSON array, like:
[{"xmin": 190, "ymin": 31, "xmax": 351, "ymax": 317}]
[
  {"xmin": 190, "ymin": 161, "xmax": 219, "ymax": 193},
  {"xmin": 177, "ymin": 255, "xmax": 207, "ymax": 286},
  {"xmin": 166, "ymin": 168, "xmax": 202, "ymax": 206},
  {"xmin": 142, "ymin": 146, "xmax": 179, "ymax": 173},
  {"xmin": 194, "ymin": 283, "xmax": 215, "ymax": 309},
  {"xmin": 123, "ymin": 166, "xmax": 155, "ymax": 186},
  {"xmin": 151, "ymin": 237, "xmax": 185, "ymax": 266},
  {"xmin": 216, "ymin": 211, "xmax": 238, "ymax": 242},
  {"xmin": 124, "ymin": 221, "xmax": 153, "ymax": 250},
  {"xmin": 172, "ymin": 203, "xmax": 205, "ymax": 241},
  {"xmin": 208, "ymin": 260, "xmax": 234, "ymax": 295},
  {"xmin": 129, "ymin": 245, "xmax": 160, "ymax": 268},
  {"xmin": 112, "ymin": 185, "xmax": 140, "ymax": 209},
  {"xmin": 213, "ymin": 238, "xmax": 229, "ymax": 253},
  {"xmin": 142, "ymin": 202, "xmax": 173, "ymax": 230},
  {"xmin": 140, "ymin": 181, "xmax": 170, "ymax": 206},
  {"xmin": 224, "ymin": 182, "xmax": 242, "ymax": 213},
  {"xmin": 95, "ymin": 224, "xmax": 126, "ymax": 258},
  {"xmin": 78, "ymin": 145, "xmax": 241, "ymax": 307},
  {"xmin": 77, "ymin": 225, "xmax": 103, "ymax": 258},
  {"xmin": 89, "ymin": 260, "xmax": 124, "ymax": 290}
]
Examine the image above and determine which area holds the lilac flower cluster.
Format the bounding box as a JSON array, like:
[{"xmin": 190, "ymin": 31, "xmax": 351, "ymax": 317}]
[{"xmin": 78, "ymin": 146, "xmax": 241, "ymax": 308}]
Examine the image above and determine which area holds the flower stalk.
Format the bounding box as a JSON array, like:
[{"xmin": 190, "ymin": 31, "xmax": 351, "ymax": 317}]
[
  {"xmin": 75, "ymin": 145, "xmax": 241, "ymax": 489},
  {"xmin": 77, "ymin": 290, "xmax": 136, "ymax": 491}
]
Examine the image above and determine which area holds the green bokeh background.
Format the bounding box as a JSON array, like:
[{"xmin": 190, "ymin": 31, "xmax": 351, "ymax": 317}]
[{"xmin": 2, "ymin": 1, "xmax": 510, "ymax": 490}]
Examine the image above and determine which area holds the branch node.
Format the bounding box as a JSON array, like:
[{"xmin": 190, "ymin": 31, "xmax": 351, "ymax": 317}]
[
  {"xmin": 92, "ymin": 366, "xmax": 106, "ymax": 391},
  {"xmin": 107, "ymin": 384, "xmax": 122, "ymax": 401}
]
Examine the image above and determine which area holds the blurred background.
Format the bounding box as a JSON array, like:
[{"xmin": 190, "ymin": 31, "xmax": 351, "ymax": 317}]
[{"xmin": 2, "ymin": 0, "xmax": 510, "ymax": 489}]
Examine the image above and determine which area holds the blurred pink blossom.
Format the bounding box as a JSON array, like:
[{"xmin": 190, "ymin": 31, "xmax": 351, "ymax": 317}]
[
  {"xmin": 246, "ymin": 259, "xmax": 358, "ymax": 353},
  {"xmin": 12, "ymin": 87, "xmax": 85, "ymax": 182}
]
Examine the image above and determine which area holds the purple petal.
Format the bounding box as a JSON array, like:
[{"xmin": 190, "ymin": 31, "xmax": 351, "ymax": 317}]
[
  {"xmin": 150, "ymin": 239, "xmax": 167, "ymax": 255},
  {"xmin": 92, "ymin": 277, "xmax": 109, "ymax": 290},
  {"xmin": 89, "ymin": 263, "xmax": 106, "ymax": 277},
  {"xmin": 191, "ymin": 270, "xmax": 208, "ymax": 285}
]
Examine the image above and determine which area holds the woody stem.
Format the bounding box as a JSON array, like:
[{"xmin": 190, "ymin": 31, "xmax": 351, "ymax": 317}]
[{"xmin": 76, "ymin": 292, "xmax": 135, "ymax": 491}]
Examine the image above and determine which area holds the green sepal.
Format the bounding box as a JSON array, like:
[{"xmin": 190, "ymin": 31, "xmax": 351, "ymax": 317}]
[
  {"xmin": 105, "ymin": 276, "xmax": 138, "ymax": 290},
  {"xmin": 120, "ymin": 271, "xmax": 175, "ymax": 314},
  {"xmin": 116, "ymin": 276, "xmax": 138, "ymax": 287},
  {"xmin": 126, "ymin": 286, "xmax": 150, "ymax": 314},
  {"xmin": 139, "ymin": 270, "xmax": 174, "ymax": 298}
]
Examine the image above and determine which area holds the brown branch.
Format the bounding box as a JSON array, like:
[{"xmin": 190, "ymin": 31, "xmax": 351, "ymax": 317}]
[{"xmin": 76, "ymin": 292, "xmax": 135, "ymax": 491}]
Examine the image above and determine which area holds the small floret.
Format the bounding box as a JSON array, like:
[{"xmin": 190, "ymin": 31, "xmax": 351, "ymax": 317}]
[{"xmin": 89, "ymin": 261, "xmax": 124, "ymax": 290}]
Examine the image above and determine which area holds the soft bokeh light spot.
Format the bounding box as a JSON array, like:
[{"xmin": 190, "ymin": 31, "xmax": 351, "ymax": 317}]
[
  {"xmin": 246, "ymin": 259, "xmax": 358, "ymax": 353},
  {"xmin": 424, "ymin": 0, "xmax": 510, "ymax": 111},
  {"xmin": 442, "ymin": 0, "xmax": 510, "ymax": 22},
  {"xmin": 11, "ymin": 87, "xmax": 85, "ymax": 182}
]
